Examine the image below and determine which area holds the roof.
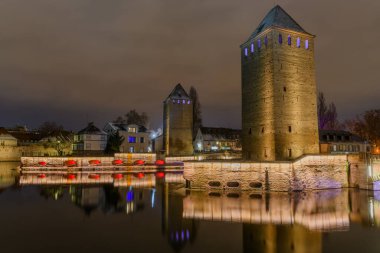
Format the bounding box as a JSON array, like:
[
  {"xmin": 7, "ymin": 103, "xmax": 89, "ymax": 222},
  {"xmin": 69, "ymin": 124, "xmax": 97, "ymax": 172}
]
[
  {"xmin": 246, "ymin": 5, "xmax": 310, "ymax": 42},
  {"xmin": 106, "ymin": 122, "xmax": 147, "ymax": 133},
  {"xmin": 8, "ymin": 131, "xmax": 43, "ymax": 142},
  {"xmin": 319, "ymin": 130, "xmax": 364, "ymax": 143},
  {"xmin": 199, "ymin": 127, "xmax": 241, "ymax": 141},
  {"xmin": 78, "ymin": 122, "xmax": 106, "ymax": 135},
  {"xmin": 166, "ymin": 83, "xmax": 190, "ymax": 101},
  {"xmin": 0, "ymin": 128, "xmax": 17, "ymax": 141}
]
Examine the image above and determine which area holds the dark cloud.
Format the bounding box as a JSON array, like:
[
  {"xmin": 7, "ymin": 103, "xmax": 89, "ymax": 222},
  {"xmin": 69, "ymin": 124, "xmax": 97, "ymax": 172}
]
[{"xmin": 0, "ymin": 0, "xmax": 379, "ymax": 130}]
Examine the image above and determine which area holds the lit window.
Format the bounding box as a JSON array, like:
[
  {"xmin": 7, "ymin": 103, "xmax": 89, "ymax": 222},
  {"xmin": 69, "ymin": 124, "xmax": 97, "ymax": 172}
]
[
  {"xmin": 177, "ymin": 100, "xmax": 180, "ymax": 104},
  {"xmin": 305, "ymin": 40, "xmax": 309, "ymax": 49},
  {"xmin": 287, "ymin": 35, "xmax": 291, "ymax": 45},
  {"xmin": 172, "ymin": 100, "xmax": 175, "ymax": 104},
  {"xmin": 182, "ymin": 99, "xmax": 186, "ymax": 104},
  {"xmin": 258, "ymin": 39, "xmax": 261, "ymax": 48},
  {"xmin": 296, "ymin": 37, "xmax": 301, "ymax": 48},
  {"xmin": 129, "ymin": 146, "xmax": 134, "ymax": 153},
  {"xmin": 251, "ymin": 43, "xmax": 254, "ymax": 53},
  {"xmin": 187, "ymin": 100, "xmax": 191, "ymax": 105},
  {"xmin": 244, "ymin": 48, "xmax": 248, "ymax": 56},
  {"xmin": 128, "ymin": 127, "xmax": 137, "ymax": 133},
  {"xmin": 128, "ymin": 136, "xmax": 136, "ymax": 143},
  {"xmin": 279, "ymin": 34, "xmax": 282, "ymax": 44},
  {"xmin": 264, "ymin": 36, "xmax": 268, "ymax": 46}
]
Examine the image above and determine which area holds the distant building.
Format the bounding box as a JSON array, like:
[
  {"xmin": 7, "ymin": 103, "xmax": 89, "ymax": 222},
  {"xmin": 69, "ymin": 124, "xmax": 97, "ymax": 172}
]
[
  {"xmin": 73, "ymin": 122, "xmax": 107, "ymax": 155},
  {"xmin": 163, "ymin": 83, "xmax": 194, "ymax": 156},
  {"xmin": 193, "ymin": 127, "xmax": 241, "ymax": 152},
  {"xmin": 104, "ymin": 122, "xmax": 151, "ymax": 153},
  {"xmin": 0, "ymin": 128, "xmax": 17, "ymax": 147},
  {"xmin": 1, "ymin": 126, "xmax": 73, "ymax": 159},
  {"xmin": 319, "ymin": 130, "xmax": 369, "ymax": 154},
  {"xmin": 241, "ymin": 5, "xmax": 319, "ymax": 161}
]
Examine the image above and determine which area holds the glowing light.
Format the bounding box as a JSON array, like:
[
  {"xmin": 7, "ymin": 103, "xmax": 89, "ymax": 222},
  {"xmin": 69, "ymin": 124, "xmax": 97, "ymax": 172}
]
[
  {"xmin": 126, "ymin": 191, "xmax": 134, "ymax": 202},
  {"xmin": 287, "ymin": 35, "xmax": 291, "ymax": 45},
  {"xmin": 305, "ymin": 40, "xmax": 309, "ymax": 49},
  {"xmin": 244, "ymin": 47, "xmax": 248, "ymax": 56},
  {"xmin": 297, "ymin": 37, "xmax": 301, "ymax": 48},
  {"xmin": 258, "ymin": 39, "xmax": 261, "ymax": 48},
  {"xmin": 250, "ymin": 43, "xmax": 254, "ymax": 53}
]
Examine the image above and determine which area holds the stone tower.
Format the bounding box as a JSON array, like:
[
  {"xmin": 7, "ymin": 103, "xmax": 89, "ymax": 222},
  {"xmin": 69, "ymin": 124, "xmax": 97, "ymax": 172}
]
[
  {"xmin": 163, "ymin": 84, "xmax": 194, "ymax": 156},
  {"xmin": 241, "ymin": 5, "xmax": 319, "ymax": 161}
]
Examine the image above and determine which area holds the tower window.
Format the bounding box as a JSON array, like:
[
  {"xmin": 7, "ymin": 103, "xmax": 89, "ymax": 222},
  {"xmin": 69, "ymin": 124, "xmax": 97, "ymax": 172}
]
[
  {"xmin": 279, "ymin": 34, "xmax": 282, "ymax": 44},
  {"xmin": 261, "ymin": 127, "xmax": 264, "ymax": 133},
  {"xmin": 182, "ymin": 99, "xmax": 186, "ymax": 104},
  {"xmin": 287, "ymin": 35, "xmax": 291, "ymax": 46},
  {"xmin": 288, "ymin": 126, "xmax": 292, "ymax": 133},
  {"xmin": 249, "ymin": 128, "xmax": 252, "ymax": 135},
  {"xmin": 244, "ymin": 48, "xmax": 248, "ymax": 56},
  {"xmin": 258, "ymin": 39, "xmax": 261, "ymax": 49},
  {"xmin": 296, "ymin": 37, "xmax": 301, "ymax": 48},
  {"xmin": 288, "ymin": 149, "xmax": 292, "ymax": 157},
  {"xmin": 177, "ymin": 100, "xmax": 181, "ymax": 104},
  {"xmin": 264, "ymin": 36, "xmax": 268, "ymax": 46},
  {"xmin": 305, "ymin": 40, "xmax": 309, "ymax": 49},
  {"xmin": 283, "ymin": 86, "xmax": 286, "ymax": 92},
  {"xmin": 187, "ymin": 100, "xmax": 191, "ymax": 105},
  {"xmin": 251, "ymin": 43, "xmax": 254, "ymax": 53}
]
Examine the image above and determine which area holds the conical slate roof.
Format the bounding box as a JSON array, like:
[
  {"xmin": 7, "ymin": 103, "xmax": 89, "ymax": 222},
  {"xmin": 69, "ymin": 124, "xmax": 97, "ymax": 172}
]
[
  {"xmin": 166, "ymin": 83, "xmax": 190, "ymax": 100},
  {"xmin": 246, "ymin": 5, "xmax": 310, "ymax": 41}
]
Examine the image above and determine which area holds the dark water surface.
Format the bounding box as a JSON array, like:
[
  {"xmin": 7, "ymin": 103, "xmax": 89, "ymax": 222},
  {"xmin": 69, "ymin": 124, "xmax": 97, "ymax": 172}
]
[{"xmin": 1, "ymin": 162, "xmax": 380, "ymax": 253}]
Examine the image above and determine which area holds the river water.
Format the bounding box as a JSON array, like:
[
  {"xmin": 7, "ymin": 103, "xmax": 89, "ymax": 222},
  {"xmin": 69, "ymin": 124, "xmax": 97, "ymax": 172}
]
[{"xmin": 1, "ymin": 162, "xmax": 380, "ymax": 253}]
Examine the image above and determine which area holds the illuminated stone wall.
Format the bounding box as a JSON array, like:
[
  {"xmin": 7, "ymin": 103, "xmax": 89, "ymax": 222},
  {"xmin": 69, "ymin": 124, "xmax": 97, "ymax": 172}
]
[
  {"xmin": 183, "ymin": 154, "xmax": 368, "ymax": 191},
  {"xmin": 241, "ymin": 28, "xmax": 319, "ymax": 161}
]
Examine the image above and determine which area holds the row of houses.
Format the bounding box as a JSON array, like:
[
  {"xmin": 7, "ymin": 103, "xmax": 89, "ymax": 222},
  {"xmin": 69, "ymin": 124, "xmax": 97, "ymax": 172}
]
[
  {"xmin": 71, "ymin": 122, "xmax": 371, "ymax": 156},
  {"xmin": 0, "ymin": 122, "xmax": 372, "ymax": 160}
]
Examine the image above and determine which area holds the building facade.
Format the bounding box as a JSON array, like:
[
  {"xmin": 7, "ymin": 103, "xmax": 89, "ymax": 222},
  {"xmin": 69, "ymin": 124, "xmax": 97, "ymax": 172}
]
[
  {"xmin": 73, "ymin": 122, "xmax": 107, "ymax": 155},
  {"xmin": 193, "ymin": 127, "xmax": 241, "ymax": 152},
  {"xmin": 319, "ymin": 130, "xmax": 369, "ymax": 154},
  {"xmin": 241, "ymin": 5, "xmax": 319, "ymax": 161},
  {"xmin": 163, "ymin": 84, "xmax": 194, "ymax": 156},
  {"xmin": 104, "ymin": 122, "xmax": 152, "ymax": 153}
]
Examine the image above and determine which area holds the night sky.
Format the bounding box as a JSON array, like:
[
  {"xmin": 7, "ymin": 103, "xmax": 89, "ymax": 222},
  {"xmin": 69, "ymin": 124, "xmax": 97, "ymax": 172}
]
[{"xmin": 0, "ymin": 0, "xmax": 379, "ymax": 131}]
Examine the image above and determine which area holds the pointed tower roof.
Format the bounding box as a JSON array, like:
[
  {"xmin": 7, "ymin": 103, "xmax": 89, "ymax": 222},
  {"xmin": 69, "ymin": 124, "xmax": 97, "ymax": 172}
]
[
  {"xmin": 246, "ymin": 5, "xmax": 311, "ymax": 42},
  {"xmin": 166, "ymin": 83, "xmax": 191, "ymax": 101}
]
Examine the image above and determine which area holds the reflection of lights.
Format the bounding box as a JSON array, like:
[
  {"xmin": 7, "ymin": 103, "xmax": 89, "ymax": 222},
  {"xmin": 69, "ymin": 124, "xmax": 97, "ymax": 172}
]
[
  {"xmin": 125, "ymin": 202, "xmax": 134, "ymax": 214},
  {"xmin": 186, "ymin": 230, "xmax": 190, "ymax": 240},
  {"xmin": 369, "ymin": 197, "xmax": 375, "ymax": 226},
  {"xmin": 127, "ymin": 191, "xmax": 134, "ymax": 202},
  {"xmin": 156, "ymin": 172, "xmax": 165, "ymax": 178},
  {"xmin": 151, "ymin": 189, "xmax": 156, "ymax": 208}
]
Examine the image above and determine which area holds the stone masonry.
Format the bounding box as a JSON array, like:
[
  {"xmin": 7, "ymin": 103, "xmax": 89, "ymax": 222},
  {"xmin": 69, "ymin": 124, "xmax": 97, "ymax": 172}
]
[{"xmin": 241, "ymin": 6, "xmax": 319, "ymax": 161}]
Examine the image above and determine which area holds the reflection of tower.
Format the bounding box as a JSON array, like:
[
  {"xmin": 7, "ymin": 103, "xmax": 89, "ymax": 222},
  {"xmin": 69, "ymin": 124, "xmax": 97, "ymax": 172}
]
[
  {"xmin": 70, "ymin": 186, "xmax": 105, "ymax": 216},
  {"xmin": 163, "ymin": 83, "xmax": 194, "ymax": 156},
  {"xmin": 241, "ymin": 5, "xmax": 319, "ymax": 161},
  {"xmin": 243, "ymin": 224, "xmax": 322, "ymax": 253},
  {"xmin": 161, "ymin": 181, "xmax": 198, "ymax": 252}
]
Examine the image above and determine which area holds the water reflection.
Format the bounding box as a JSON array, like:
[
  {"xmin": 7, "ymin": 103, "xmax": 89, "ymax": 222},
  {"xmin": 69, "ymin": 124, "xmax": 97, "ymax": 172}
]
[{"xmin": 1, "ymin": 162, "xmax": 380, "ymax": 253}]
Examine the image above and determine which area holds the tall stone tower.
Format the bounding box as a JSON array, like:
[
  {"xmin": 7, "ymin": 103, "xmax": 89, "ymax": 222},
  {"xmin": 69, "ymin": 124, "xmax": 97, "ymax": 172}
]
[
  {"xmin": 163, "ymin": 83, "xmax": 194, "ymax": 156},
  {"xmin": 241, "ymin": 5, "xmax": 319, "ymax": 161}
]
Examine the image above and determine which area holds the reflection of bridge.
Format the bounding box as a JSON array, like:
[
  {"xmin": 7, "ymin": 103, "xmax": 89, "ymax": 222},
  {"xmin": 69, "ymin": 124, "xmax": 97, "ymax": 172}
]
[
  {"xmin": 19, "ymin": 171, "xmax": 185, "ymax": 187},
  {"xmin": 182, "ymin": 191, "xmax": 351, "ymax": 231}
]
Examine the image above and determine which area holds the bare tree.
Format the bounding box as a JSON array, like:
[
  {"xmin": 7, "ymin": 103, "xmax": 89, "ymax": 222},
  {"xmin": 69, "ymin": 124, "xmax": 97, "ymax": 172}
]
[
  {"xmin": 114, "ymin": 110, "xmax": 149, "ymax": 127},
  {"xmin": 189, "ymin": 86, "xmax": 202, "ymax": 139},
  {"xmin": 317, "ymin": 92, "xmax": 342, "ymax": 130}
]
